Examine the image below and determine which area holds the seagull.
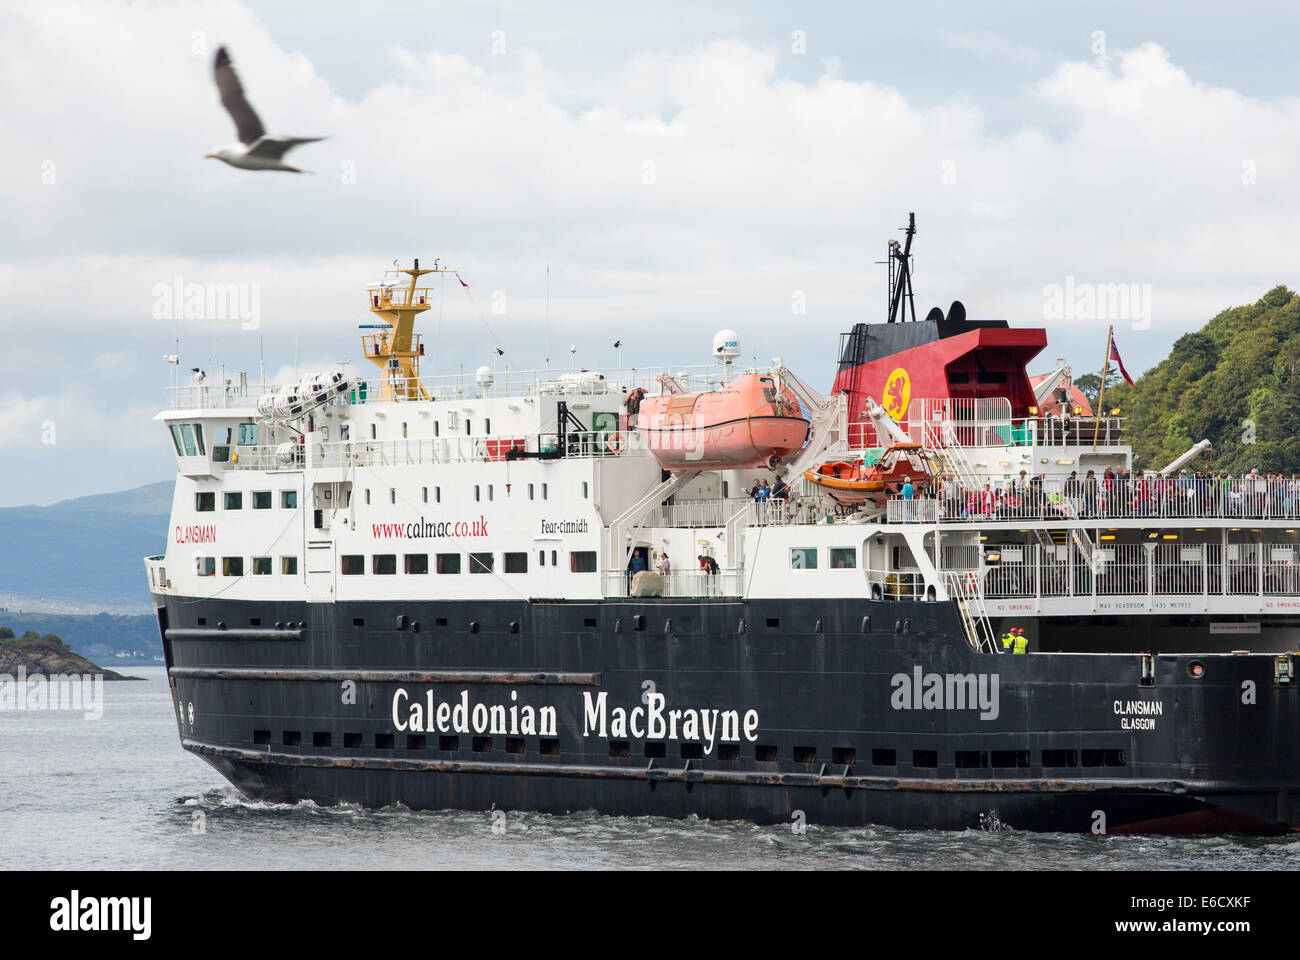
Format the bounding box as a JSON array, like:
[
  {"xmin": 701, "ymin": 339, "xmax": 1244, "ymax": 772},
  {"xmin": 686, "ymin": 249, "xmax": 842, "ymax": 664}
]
[{"xmin": 205, "ymin": 46, "xmax": 324, "ymax": 173}]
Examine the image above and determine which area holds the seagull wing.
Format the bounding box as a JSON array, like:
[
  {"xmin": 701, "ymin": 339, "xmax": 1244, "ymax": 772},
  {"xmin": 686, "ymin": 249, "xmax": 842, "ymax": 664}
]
[
  {"xmin": 245, "ymin": 136, "xmax": 326, "ymax": 160},
  {"xmin": 213, "ymin": 46, "xmax": 265, "ymax": 144}
]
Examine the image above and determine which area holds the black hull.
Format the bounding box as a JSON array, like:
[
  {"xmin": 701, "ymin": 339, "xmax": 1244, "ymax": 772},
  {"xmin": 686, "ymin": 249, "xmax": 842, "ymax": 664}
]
[{"xmin": 155, "ymin": 594, "xmax": 1300, "ymax": 834}]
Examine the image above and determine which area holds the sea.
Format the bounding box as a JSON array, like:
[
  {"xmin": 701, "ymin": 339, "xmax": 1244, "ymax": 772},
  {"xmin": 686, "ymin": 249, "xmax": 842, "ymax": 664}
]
[{"xmin": 2, "ymin": 666, "xmax": 1298, "ymax": 870}]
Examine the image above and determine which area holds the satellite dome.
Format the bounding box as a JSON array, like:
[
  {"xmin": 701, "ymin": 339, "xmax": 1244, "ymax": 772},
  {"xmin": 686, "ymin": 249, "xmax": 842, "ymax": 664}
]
[
  {"xmin": 475, "ymin": 365, "xmax": 494, "ymax": 390},
  {"xmin": 713, "ymin": 329, "xmax": 740, "ymax": 363}
]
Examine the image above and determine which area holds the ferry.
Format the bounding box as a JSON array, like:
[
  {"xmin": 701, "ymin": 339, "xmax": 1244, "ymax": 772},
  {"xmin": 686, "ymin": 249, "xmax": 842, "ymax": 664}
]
[{"xmin": 147, "ymin": 219, "xmax": 1300, "ymax": 833}]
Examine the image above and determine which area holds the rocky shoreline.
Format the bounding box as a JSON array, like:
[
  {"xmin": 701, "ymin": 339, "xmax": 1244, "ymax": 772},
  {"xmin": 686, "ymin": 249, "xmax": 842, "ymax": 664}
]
[{"xmin": 0, "ymin": 632, "xmax": 142, "ymax": 680}]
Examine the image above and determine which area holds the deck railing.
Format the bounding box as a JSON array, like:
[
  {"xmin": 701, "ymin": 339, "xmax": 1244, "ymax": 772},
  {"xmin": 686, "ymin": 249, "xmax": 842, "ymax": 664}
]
[{"xmin": 885, "ymin": 476, "xmax": 1300, "ymax": 524}]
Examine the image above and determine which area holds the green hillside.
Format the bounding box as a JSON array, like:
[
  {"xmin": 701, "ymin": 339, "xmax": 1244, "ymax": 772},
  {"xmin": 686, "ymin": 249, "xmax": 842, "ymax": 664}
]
[{"xmin": 1108, "ymin": 286, "xmax": 1300, "ymax": 474}]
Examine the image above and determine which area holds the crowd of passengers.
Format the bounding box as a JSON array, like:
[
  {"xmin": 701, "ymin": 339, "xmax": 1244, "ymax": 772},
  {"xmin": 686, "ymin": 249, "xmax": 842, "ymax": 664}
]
[{"xmin": 888, "ymin": 466, "xmax": 1300, "ymax": 521}]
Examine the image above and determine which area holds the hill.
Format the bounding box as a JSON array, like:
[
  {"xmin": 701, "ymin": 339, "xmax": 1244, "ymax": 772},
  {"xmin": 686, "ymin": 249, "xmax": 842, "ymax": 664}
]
[
  {"xmin": 1108, "ymin": 286, "xmax": 1300, "ymax": 474},
  {"xmin": 0, "ymin": 480, "xmax": 172, "ymax": 614}
]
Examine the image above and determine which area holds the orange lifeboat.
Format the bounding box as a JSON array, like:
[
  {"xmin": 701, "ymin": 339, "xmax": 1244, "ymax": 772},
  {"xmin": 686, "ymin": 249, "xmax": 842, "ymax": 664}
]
[
  {"xmin": 635, "ymin": 373, "xmax": 809, "ymax": 471},
  {"xmin": 804, "ymin": 442, "xmax": 935, "ymax": 507}
]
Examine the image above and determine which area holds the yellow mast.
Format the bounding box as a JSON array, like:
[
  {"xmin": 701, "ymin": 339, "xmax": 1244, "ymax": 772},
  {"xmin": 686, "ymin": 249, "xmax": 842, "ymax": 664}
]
[{"xmin": 362, "ymin": 261, "xmax": 456, "ymax": 401}]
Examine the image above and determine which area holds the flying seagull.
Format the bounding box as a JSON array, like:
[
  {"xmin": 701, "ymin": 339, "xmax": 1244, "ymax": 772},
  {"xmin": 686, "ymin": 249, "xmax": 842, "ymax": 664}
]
[{"xmin": 205, "ymin": 46, "xmax": 323, "ymax": 173}]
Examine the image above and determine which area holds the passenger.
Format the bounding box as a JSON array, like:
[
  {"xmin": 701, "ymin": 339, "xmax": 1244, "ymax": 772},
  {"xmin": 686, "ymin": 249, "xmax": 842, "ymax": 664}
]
[
  {"xmin": 624, "ymin": 387, "xmax": 646, "ymax": 429},
  {"xmin": 772, "ymin": 476, "xmax": 790, "ymax": 501}
]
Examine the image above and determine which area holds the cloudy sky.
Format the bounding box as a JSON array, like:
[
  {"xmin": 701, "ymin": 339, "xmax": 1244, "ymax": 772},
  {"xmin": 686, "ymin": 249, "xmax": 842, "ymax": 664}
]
[{"xmin": 2, "ymin": 0, "xmax": 1299, "ymax": 506}]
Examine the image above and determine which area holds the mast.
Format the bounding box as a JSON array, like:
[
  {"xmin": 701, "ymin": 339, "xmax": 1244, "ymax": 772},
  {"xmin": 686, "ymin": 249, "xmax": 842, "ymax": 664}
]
[
  {"xmin": 363, "ymin": 258, "xmax": 457, "ymax": 401},
  {"xmin": 886, "ymin": 212, "xmax": 917, "ymax": 324}
]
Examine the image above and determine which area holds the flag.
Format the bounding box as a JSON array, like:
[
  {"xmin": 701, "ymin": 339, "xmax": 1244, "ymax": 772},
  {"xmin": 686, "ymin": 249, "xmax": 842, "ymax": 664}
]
[
  {"xmin": 458, "ymin": 275, "xmax": 468, "ymax": 288},
  {"xmin": 1109, "ymin": 336, "xmax": 1135, "ymax": 385}
]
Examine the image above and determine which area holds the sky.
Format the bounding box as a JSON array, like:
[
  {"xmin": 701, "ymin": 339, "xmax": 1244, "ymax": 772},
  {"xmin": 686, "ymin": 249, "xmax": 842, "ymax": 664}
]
[{"xmin": 2, "ymin": 0, "xmax": 1300, "ymax": 505}]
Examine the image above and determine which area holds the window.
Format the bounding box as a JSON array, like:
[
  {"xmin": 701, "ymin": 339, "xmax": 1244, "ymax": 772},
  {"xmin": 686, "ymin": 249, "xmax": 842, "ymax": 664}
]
[
  {"xmin": 435, "ymin": 486, "xmax": 441, "ymax": 503},
  {"xmin": 281, "ymin": 556, "xmax": 298, "ymax": 575},
  {"xmin": 212, "ymin": 446, "xmax": 230, "ymax": 463},
  {"xmin": 281, "ymin": 490, "xmax": 297, "ymax": 509},
  {"xmin": 465, "ymin": 420, "xmax": 471, "ymax": 436},
  {"xmin": 582, "ymin": 481, "xmax": 589, "ymax": 499},
  {"xmin": 436, "ymin": 553, "xmax": 461, "ymax": 574},
  {"xmin": 790, "ymin": 547, "xmax": 818, "ymax": 569},
  {"xmin": 253, "ymin": 491, "xmax": 272, "ymax": 510},
  {"xmin": 197, "ymin": 557, "xmax": 215, "ymax": 577},
  {"xmin": 538, "ymin": 551, "xmax": 545, "ymax": 566},
  {"xmin": 252, "ymin": 557, "xmax": 272, "ymax": 575},
  {"xmin": 180, "ymin": 424, "xmax": 197, "ymax": 456},
  {"xmin": 469, "ymin": 553, "xmax": 494, "ymax": 574},
  {"xmin": 169, "ymin": 424, "xmax": 184, "ymax": 456},
  {"xmin": 503, "ymin": 552, "xmax": 528, "ymax": 573},
  {"xmin": 475, "ymin": 485, "xmax": 481, "ymax": 502},
  {"xmin": 528, "ymin": 483, "xmax": 535, "ymax": 500},
  {"xmin": 830, "ymin": 547, "xmax": 857, "ymax": 569},
  {"xmin": 224, "ymin": 491, "xmax": 243, "ymax": 510},
  {"xmin": 488, "ymin": 484, "xmax": 494, "ymax": 501},
  {"xmin": 372, "ymin": 554, "xmax": 397, "ymax": 575},
  {"xmin": 570, "ymin": 551, "xmax": 597, "ymax": 573},
  {"xmin": 365, "ymin": 489, "xmax": 371, "ymax": 505},
  {"xmin": 485, "ymin": 418, "xmax": 491, "ymax": 434},
  {"xmin": 341, "ymin": 555, "xmax": 364, "ymax": 575},
  {"xmin": 421, "ymin": 487, "xmax": 428, "ymax": 504},
  {"xmin": 390, "ymin": 488, "xmax": 396, "ymax": 505},
  {"xmin": 340, "ymin": 424, "xmax": 350, "ymax": 441},
  {"xmin": 551, "ymin": 550, "xmax": 557, "ymax": 566},
  {"xmin": 370, "ymin": 423, "xmax": 376, "ymax": 439},
  {"xmin": 195, "ymin": 492, "xmax": 215, "ymax": 512},
  {"xmin": 237, "ymin": 423, "xmax": 258, "ymax": 445},
  {"xmin": 542, "ymin": 483, "xmax": 549, "ymax": 500},
  {"xmin": 402, "ymin": 422, "xmax": 408, "ymax": 438},
  {"xmin": 433, "ymin": 421, "xmax": 439, "ymax": 437},
  {"xmin": 193, "ymin": 424, "xmax": 206, "ymax": 455},
  {"xmin": 405, "ymin": 554, "xmax": 428, "ymax": 574},
  {"xmin": 222, "ymin": 556, "xmax": 244, "ymax": 577}
]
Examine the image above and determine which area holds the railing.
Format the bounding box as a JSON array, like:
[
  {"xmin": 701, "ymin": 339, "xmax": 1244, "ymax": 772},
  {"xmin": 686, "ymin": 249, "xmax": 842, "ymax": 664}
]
[
  {"xmin": 886, "ymin": 476, "xmax": 1300, "ymax": 524},
  {"xmin": 959, "ymin": 541, "xmax": 1300, "ymax": 602},
  {"xmin": 645, "ymin": 496, "xmax": 835, "ymax": 529},
  {"xmin": 844, "ymin": 408, "xmax": 1124, "ymax": 450},
  {"xmin": 602, "ymin": 569, "xmax": 742, "ymax": 598},
  {"xmin": 228, "ymin": 431, "xmax": 649, "ymax": 470},
  {"xmin": 885, "ymin": 498, "xmax": 938, "ymax": 523},
  {"xmin": 171, "ymin": 361, "xmax": 774, "ymax": 412}
]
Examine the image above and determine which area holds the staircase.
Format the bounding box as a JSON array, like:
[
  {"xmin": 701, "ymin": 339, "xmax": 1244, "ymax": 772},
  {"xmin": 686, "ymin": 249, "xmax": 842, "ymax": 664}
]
[
  {"xmin": 946, "ymin": 571, "xmax": 998, "ymax": 654},
  {"xmin": 606, "ymin": 469, "xmax": 701, "ymax": 570},
  {"xmin": 922, "ymin": 422, "xmax": 979, "ymax": 490}
]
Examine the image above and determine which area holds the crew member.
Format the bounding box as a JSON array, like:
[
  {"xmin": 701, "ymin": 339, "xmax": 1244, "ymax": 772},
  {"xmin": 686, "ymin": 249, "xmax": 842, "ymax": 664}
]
[
  {"xmin": 1000, "ymin": 629, "xmax": 1014, "ymax": 652},
  {"xmin": 1012, "ymin": 627, "xmax": 1029, "ymax": 655}
]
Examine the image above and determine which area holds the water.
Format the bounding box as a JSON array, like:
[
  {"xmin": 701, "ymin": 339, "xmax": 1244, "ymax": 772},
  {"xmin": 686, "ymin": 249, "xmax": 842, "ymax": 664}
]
[{"xmin": 2, "ymin": 666, "xmax": 1298, "ymax": 870}]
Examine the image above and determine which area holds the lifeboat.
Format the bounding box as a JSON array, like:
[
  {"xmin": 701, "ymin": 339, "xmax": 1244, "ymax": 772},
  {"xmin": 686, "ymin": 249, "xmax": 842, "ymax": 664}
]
[
  {"xmin": 635, "ymin": 373, "xmax": 809, "ymax": 471},
  {"xmin": 804, "ymin": 442, "xmax": 935, "ymax": 507}
]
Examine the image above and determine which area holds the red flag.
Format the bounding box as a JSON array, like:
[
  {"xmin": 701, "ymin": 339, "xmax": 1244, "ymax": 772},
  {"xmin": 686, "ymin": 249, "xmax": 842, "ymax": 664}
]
[
  {"xmin": 1109, "ymin": 337, "xmax": 1135, "ymax": 385},
  {"xmin": 458, "ymin": 275, "xmax": 468, "ymax": 288}
]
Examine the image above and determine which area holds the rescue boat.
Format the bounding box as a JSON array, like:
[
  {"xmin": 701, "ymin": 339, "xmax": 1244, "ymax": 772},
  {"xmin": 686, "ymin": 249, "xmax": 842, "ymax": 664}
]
[
  {"xmin": 803, "ymin": 442, "xmax": 935, "ymax": 507},
  {"xmin": 634, "ymin": 373, "xmax": 809, "ymax": 471}
]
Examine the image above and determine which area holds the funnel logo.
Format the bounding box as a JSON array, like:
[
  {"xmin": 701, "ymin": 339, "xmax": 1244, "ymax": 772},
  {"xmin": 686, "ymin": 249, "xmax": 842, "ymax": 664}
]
[{"xmin": 883, "ymin": 368, "xmax": 911, "ymax": 420}]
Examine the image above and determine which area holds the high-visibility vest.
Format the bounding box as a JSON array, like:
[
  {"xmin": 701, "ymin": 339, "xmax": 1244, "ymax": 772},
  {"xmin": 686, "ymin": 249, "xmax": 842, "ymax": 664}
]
[
  {"xmin": 1013, "ymin": 634, "xmax": 1028, "ymax": 654},
  {"xmin": 1001, "ymin": 632, "xmax": 1014, "ymax": 650}
]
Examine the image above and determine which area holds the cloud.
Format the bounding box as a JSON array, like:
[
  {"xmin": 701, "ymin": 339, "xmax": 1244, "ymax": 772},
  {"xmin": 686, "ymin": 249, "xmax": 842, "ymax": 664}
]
[{"xmin": 2, "ymin": 3, "xmax": 1299, "ymax": 504}]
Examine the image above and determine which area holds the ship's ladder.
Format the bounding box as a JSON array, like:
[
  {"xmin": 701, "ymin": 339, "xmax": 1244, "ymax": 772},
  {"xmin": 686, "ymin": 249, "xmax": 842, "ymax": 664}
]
[
  {"xmin": 1054, "ymin": 497, "xmax": 1096, "ymax": 565},
  {"xmin": 946, "ymin": 570, "xmax": 998, "ymax": 654},
  {"xmin": 922, "ymin": 422, "xmax": 979, "ymax": 490}
]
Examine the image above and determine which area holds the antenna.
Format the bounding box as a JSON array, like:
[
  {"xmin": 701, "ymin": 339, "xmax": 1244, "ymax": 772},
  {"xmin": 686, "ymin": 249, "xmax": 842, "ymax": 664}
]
[{"xmin": 545, "ymin": 258, "xmax": 551, "ymax": 372}]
